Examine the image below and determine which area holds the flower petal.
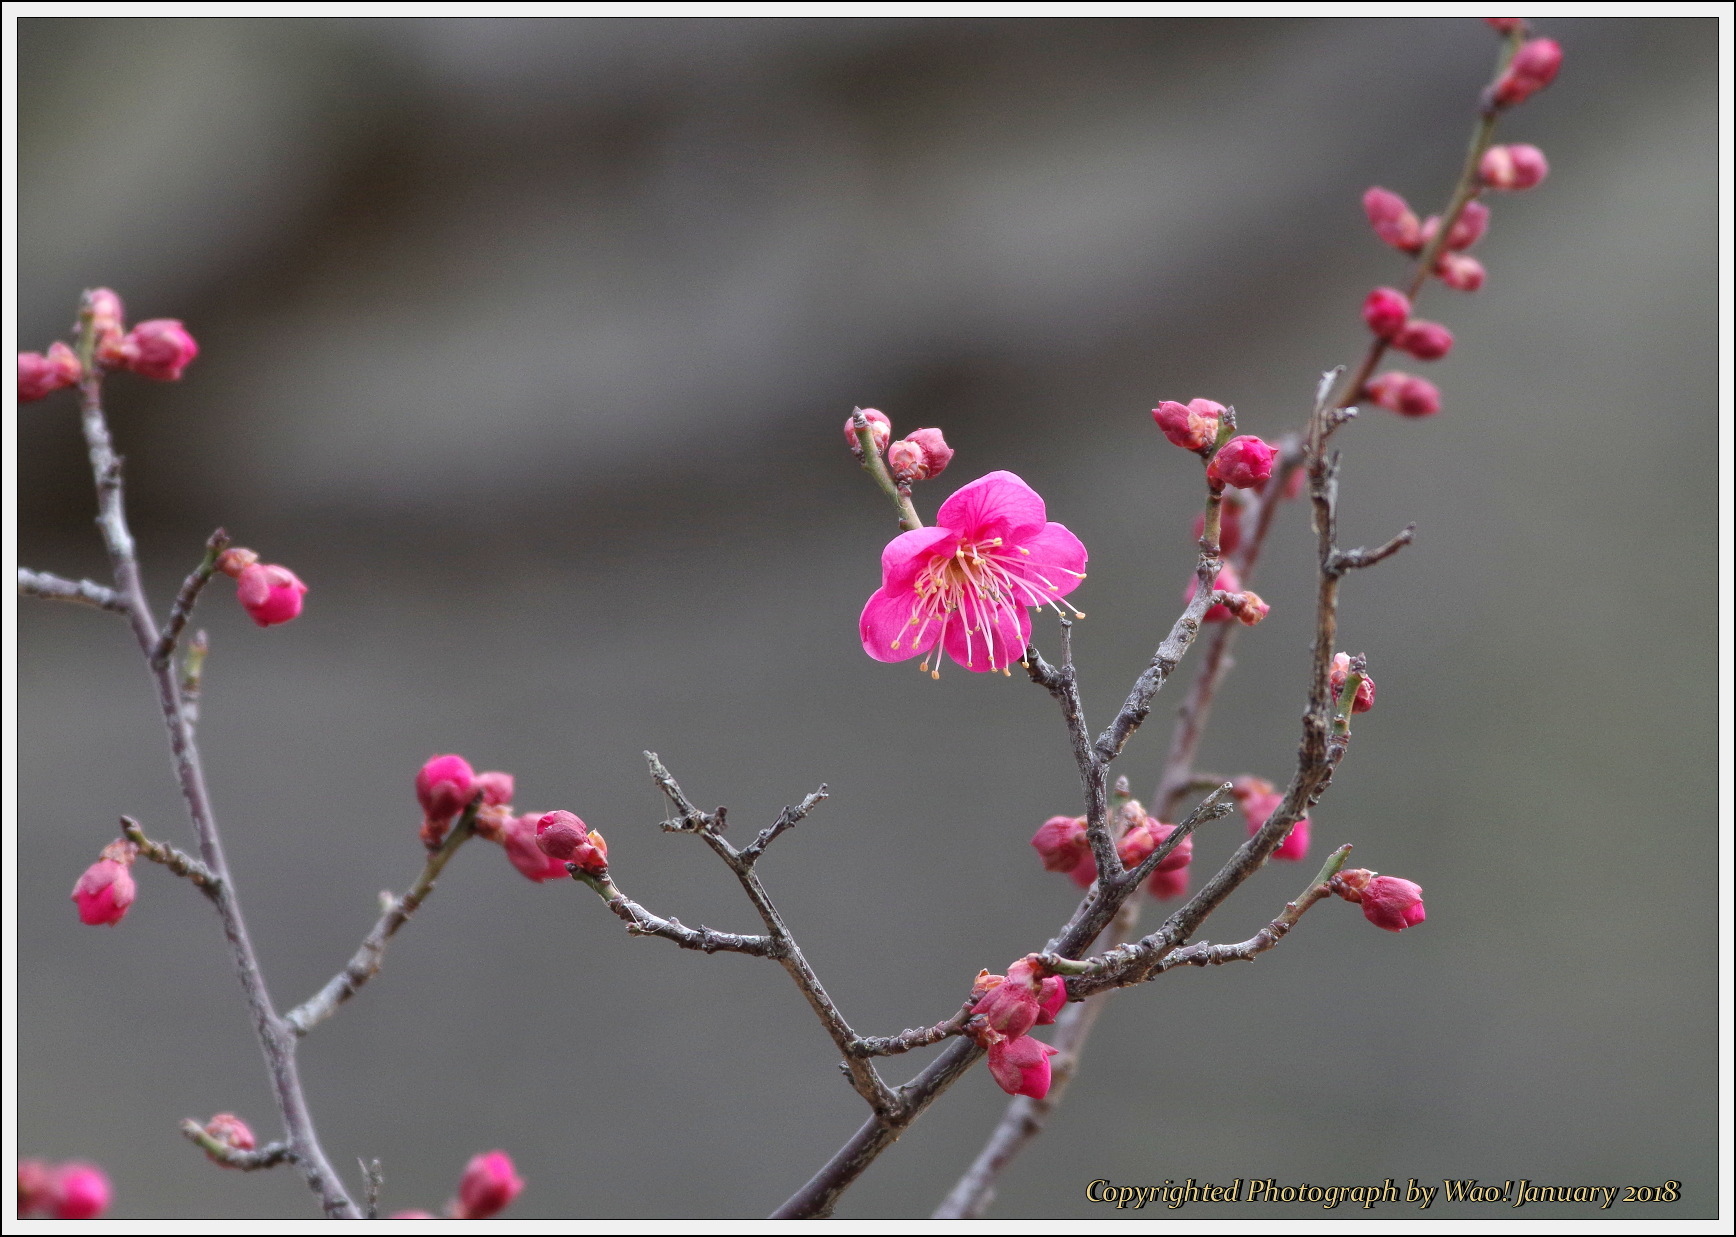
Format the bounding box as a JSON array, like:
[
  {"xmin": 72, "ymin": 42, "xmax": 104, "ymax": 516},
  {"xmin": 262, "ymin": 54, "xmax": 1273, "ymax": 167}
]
[
  {"xmin": 936, "ymin": 471, "xmax": 1048, "ymax": 542},
  {"xmin": 860, "ymin": 585, "xmax": 937, "ymax": 663},
  {"xmin": 1002, "ymin": 521, "xmax": 1088, "ymax": 604},
  {"xmin": 879, "ymin": 525, "xmax": 956, "ymax": 592}
]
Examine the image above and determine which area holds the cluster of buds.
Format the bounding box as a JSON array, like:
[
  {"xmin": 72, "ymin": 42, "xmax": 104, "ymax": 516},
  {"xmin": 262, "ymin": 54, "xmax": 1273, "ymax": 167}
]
[
  {"xmin": 1184, "ymin": 564, "xmax": 1268, "ymax": 627},
  {"xmin": 1152, "ymin": 399, "xmax": 1277, "ymax": 493},
  {"xmin": 1331, "ymin": 867, "xmax": 1427, "ymax": 932},
  {"xmin": 967, "ymin": 955, "xmax": 1064, "ymax": 1099},
  {"xmin": 16, "ymin": 287, "xmax": 199, "ymax": 402},
  {"xmin": 413, "ymin": 754, "xmax": 600, "ymax": 884},
  {"xmin": 414, "ymin": 754, "xmax": 512, "ymax": 850},
  {"xmin": 71, "ymin": 839, "xmax": 139, "ymax": 926},
  {"xmin": 1360, "ymin": 26, "xmax": 1559, "ymax": 419},
  {"xmin": 844, "ymin": 407, "xmax": 954, "ymax": 484},
  {"xmin": 17, "ymin": 1159, "xmax": 111, "ymax": 1219},
  {"xmin": 198, "ymin": 1112, "xmax": 257, "ymax": 1166},
  {"xmin": 1330, "ymin": 651, "xmax": 1377, "ymax": 713},
  {"xmin": 216, "ymin": 547, "xmax": 308, "ymax": 628},
  {"xmin": 1031, "ymin": 799, "xmax": 1194, "ymax": 900},
  {"xmin": 1231, "ymin": 776, "xmax": 1309, "ymax": 862}
]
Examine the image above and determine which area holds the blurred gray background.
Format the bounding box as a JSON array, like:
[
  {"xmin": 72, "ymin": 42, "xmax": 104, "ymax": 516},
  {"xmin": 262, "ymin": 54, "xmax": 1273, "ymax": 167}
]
[{"xmin": 17, "ymin": 17, "xmax": 1718, "ymax": 1221}]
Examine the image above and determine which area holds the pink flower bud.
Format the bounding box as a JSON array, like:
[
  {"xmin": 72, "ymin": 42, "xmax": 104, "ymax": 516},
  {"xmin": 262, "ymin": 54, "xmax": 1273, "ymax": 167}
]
[
  {"xmin": 1480, "ymin": 143, "xmax": 1549, "ymax": 191},
  {"xmin": 1492, "ymin": 37, "xmax": 1563, "ymax": 106},
  {"xmin": 215, "ymin": 547, "xmax": 260, "ymax": 577},
  {"xmin": 1031, "ymin": 815, "xmax": 1090, "ymax": 874},
  {"xmin": 1434, "ymin": 252, "xmax": 1487, "ymax": 292},
  {"xmin": 845, "ymin": 408, "xmax": 892, "ymax": 456},
  {"xmin": 1146, "ymin": 864, "xmax": 1189, "ymax": 901},
  {"xmin": 1361, "ymin": 287, "xmax": 1411, "ymax": 338},
  {"xmin": 886, "ymin": 439, "xmax": 923, "ymax": 480},
  {"xmin": 87, "ymin": 288, "xmax": 129, "ymax": 367},
  {"xmin": 71, "ymin": 841, "xmax": 138, "ymax": 926},
  {"xmin": 202, "ymin": 1113, "xmax": 257, "ymax": 1165},
  {"xmin": 1359, "ymin": 874, "xmax": 1427, "ymax": 932},
  {"xmin": 987, "ymin": 1034, "xmax": 1059, "ymax": 1099},
  {"xmin": 475, "ymin": 771, "xmax": 515, "ymax": 807},
  {"xmin": 1362, "ymin": 186, "xmax": 1422, "ymax": 253},
  {"xmin": 536, "ymin": 810, "xmax": 608, "ymax": 875},
  {"xmin": 1192, "ymin": 493, "xmax": 1244, "ymax": 555},
  {"xmin": 453, "ymin": 1150, "xmax": 523, "ymax": 1220},
  {"xmin": 904, "ymin": 427, "xmax": 954, "ymax": 479},
  {"xmin": 1394, "ymin": 320, "xmax": 1453, "ymax": 361},
  {"xmin": 123, "ymin": 319, "xmax": 199, "ymax": 381},
  {"xmin": 18, "ymin": 342, "xmax": 82, "ymax": 402},
  {"xmin": 1118, "ymin": 817, "xmax": 1192, "ymax": 874},
  {"xmin": 1186, "ymin": 563, "xmax": 1243, "ymax": 623},
  {"xmin": 1035, "ymin": 975, "xmax": 1066, "ymax": 1026},
  {"xmin": 1152, "ymin": 399, "xmax": 1224, "ymax": 453},
  {"xmin": 972, "ymin": 974, "xmax": 1042, "ymax": 1042},
  {"xmin": 235, "ymin": 563, "xmax": 308, "ymax": 627},
  {"xmin": 502, "ymin": 812, "xmax": 571, "ymax": 882},
  {"xmin": 1448, "ymin": 200, "xmax": 1490, "ymax": 251},
  {"xmin": 1330, "ymin": 652, "xmax": 1377, "ymax": 712},
  {"xmin": 1363, "ymin": 371, "xmax": 1442, "ymax": 418},
  {"xmin": 18, "ymin": 1159, "xmax": 57, "ymax": 1217},
  {"xmin": 1206, "ymin": 435, "xmax": 1275, "ymax": 490},
  {"xmin": 52, "ymin": 1163, "xmax": 111, "ymax": 1220},
  {"xmin": 1230, "ymin": 590, "xmax": 1270, "ymax": 626},
  {"xmin": 416, "ymin": 754, "xmax": 476, "ymax": 827}
]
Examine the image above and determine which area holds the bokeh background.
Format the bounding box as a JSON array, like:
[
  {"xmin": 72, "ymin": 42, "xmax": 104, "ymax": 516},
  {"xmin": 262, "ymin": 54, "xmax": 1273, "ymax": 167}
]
[{"xmin": 16, "ymin": 17, "xmax": 1719, "ymax": 1221}]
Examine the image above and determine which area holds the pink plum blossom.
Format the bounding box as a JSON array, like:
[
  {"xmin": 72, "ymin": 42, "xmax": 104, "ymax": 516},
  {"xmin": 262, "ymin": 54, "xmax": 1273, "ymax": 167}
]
[
  {"xmin": 536, "ymin": 810, "xmax": 609, "ymax": 875},
  {"xmin": 122, "ymin": 319, "xmax": 200, "ymax": 381},
  {"xmin": 72, "ymin": 841, "xmax": 138, "ymax": 926},
  {"xmin": 1359, "ymin": 875, "xmax": 1427, "ymax": 931},
  {"xmin": 1030, "ymin": 815, "xmax": 1089, "ymax": 873},
  {"xmin": 503, "ymin": 812, "xmax": 572, "ymax": 882},
  {"xmin": 860, "ymin": 471, "xmax": 1087, "ymax": 676},
  {"xmin": 51, "ymin": 1164, "xmax": 112, "ymax": 1219},
  {"xmin": 18, "ymin": 343, "xmax": 81, "ymax": 402}
]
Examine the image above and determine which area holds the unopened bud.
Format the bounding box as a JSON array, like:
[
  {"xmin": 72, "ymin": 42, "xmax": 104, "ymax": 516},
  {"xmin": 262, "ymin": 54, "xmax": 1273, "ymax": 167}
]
[
  {"xmin": 453, "ymin": 1151, "xmax": 523, "ymax": 1220},
  {"xmin": 1330, "ymin": 651, "xmax": 1377, "ymax": 712},
  {"xmin": 71, "ymin": 841, "xmax": 138, "ymax": 926},
  {"xmin": 50, "ymin": 1163, "xmax": 111, "ymax": 1220},
  {"xmin": 1206, "ymin": 435, "xmax": 1276, "ymax": 490},
  {"xmin": 904, "ymin": 427, "xmax": 953, "ymax": 478},
  {"xmin": 1152, "ymin": 398, "xmax": 1224, "ymax": 453},
  {"xmin": 1394, "ymin": 320, "xmax": 1454, "ymax": 361},
  {"xmin": 1361, "ymin": 287, "xmax": 1411, "ymax": 338},
  {"xmin": 1480, "ymin": 143, "xmax": 1550, "ymax": 191},
  {"xmin": 1363, "ymin": 371, "xmax": 1442, "ymax": 418},
  {"xmin": 17, "ymin": 342, "xmax": 82, "ymax": 402},
  {"xmin": 1362, "ymin": 186, "xmax": 1422, "ymax": 253},
  {"xmin": 536, "ymin": 810, "xmax": 608, "ymax": 875},
  {"xmin": 1492, "ymin": 37, "xmax": 1563, "ymax": 107},
  {"xmin": 475, "ymin": 771, "xmax": 515, "ymax": 807},
  {"xmin": 886, "ymin": 439, "xmax": 923, "ymax": 480},
  {"xmin": 202, "ymin": 1113, "xmax": 257, "ymax": 1165},
  {"xmin": 1230, "ymin": 590, "xmax": 1270, "ymax": 626},
  {"xmin": 987, "ymin": 1033, "xmax": 1058, "ymax": 1099},
  {"xmin": 123, "ymin": 319, "xmax": 200, "ymax": 381},
  {"xmin": 235, "ymin": 563, "xmax": 308, "ymax": 627},
  {"xmin": 1333, "ymin": 870, "xmax": 1426, "ymax": 931},
  {"xmin": 1030, "ymin": 815, "xmax": 1090, "ymax": 873},
  {"xmin": 1434, "ymin": 252, "xmax": 1487, "ymax": 292},
  {"xmin": 416, "ymin": 754, "xmax": 476, "ymax": 845},
  {"xmin": 845, "ymin": 408, "xmax": 892, "ymax": 456}
]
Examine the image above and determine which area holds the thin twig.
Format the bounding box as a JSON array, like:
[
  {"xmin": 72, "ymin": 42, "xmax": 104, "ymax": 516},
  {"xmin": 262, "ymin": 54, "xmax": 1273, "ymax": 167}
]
[
  {"xmin": 361, "ymin": 1158, "xmax": 385, "ymax": 1219},
  {"xmin": 68, "ymin": 304, "xmax": 357, "ymax": 1217},
  {"xmin": 582, "ymin": 874, "xmax": 782, "ymax": 956},
  {"xmin": 1330, "ymin": 524, "xmax": 1416, "ymax": 574},
  {"xmin": 643, "ymin": 755, "xmax": 900, "ymax": 1116},
  {"xmin": 739, "ymin": 785, "xmax": 829, "ymax": 865},
  {"xmin": 17, "ymin": 567, "xmax": 128, "ymax": 613},
  {"xmin": 848, "ymin": 1002, "xmax": 975, "ymax": 1058},
  {"xmin": 120, "ymin": 816, "xmax": 220, "ymax": 900},
  {"xmin": 284, "ymin": 804, "xmax": 481, "ymax": 1036},
  {"xmin": 153, "ymin": 528, "xmax": 228, "ymax": 667}
]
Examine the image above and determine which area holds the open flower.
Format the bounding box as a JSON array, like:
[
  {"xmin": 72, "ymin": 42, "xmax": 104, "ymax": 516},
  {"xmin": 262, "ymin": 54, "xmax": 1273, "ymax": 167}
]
[{"xmin": 860, "ymin": 471, "xmax": 1087, "ymax": 676}]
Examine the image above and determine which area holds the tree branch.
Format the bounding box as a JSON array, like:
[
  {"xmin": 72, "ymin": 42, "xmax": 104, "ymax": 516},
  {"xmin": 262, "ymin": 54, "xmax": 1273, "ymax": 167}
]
[
  {"xmin": 120, "ymin": 816, "xmax": 219, "ymax": 901},
  {"xmin": 17, "ymin": 567, "xmax": 128, "ymax": 613},
  {"xmin": 153, "ymin": 528, "xmax": 228, "ymax": 667},
  {"xmin": 180, "ymin": 1120, "xmax": 295, "ymax": 1171}
]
